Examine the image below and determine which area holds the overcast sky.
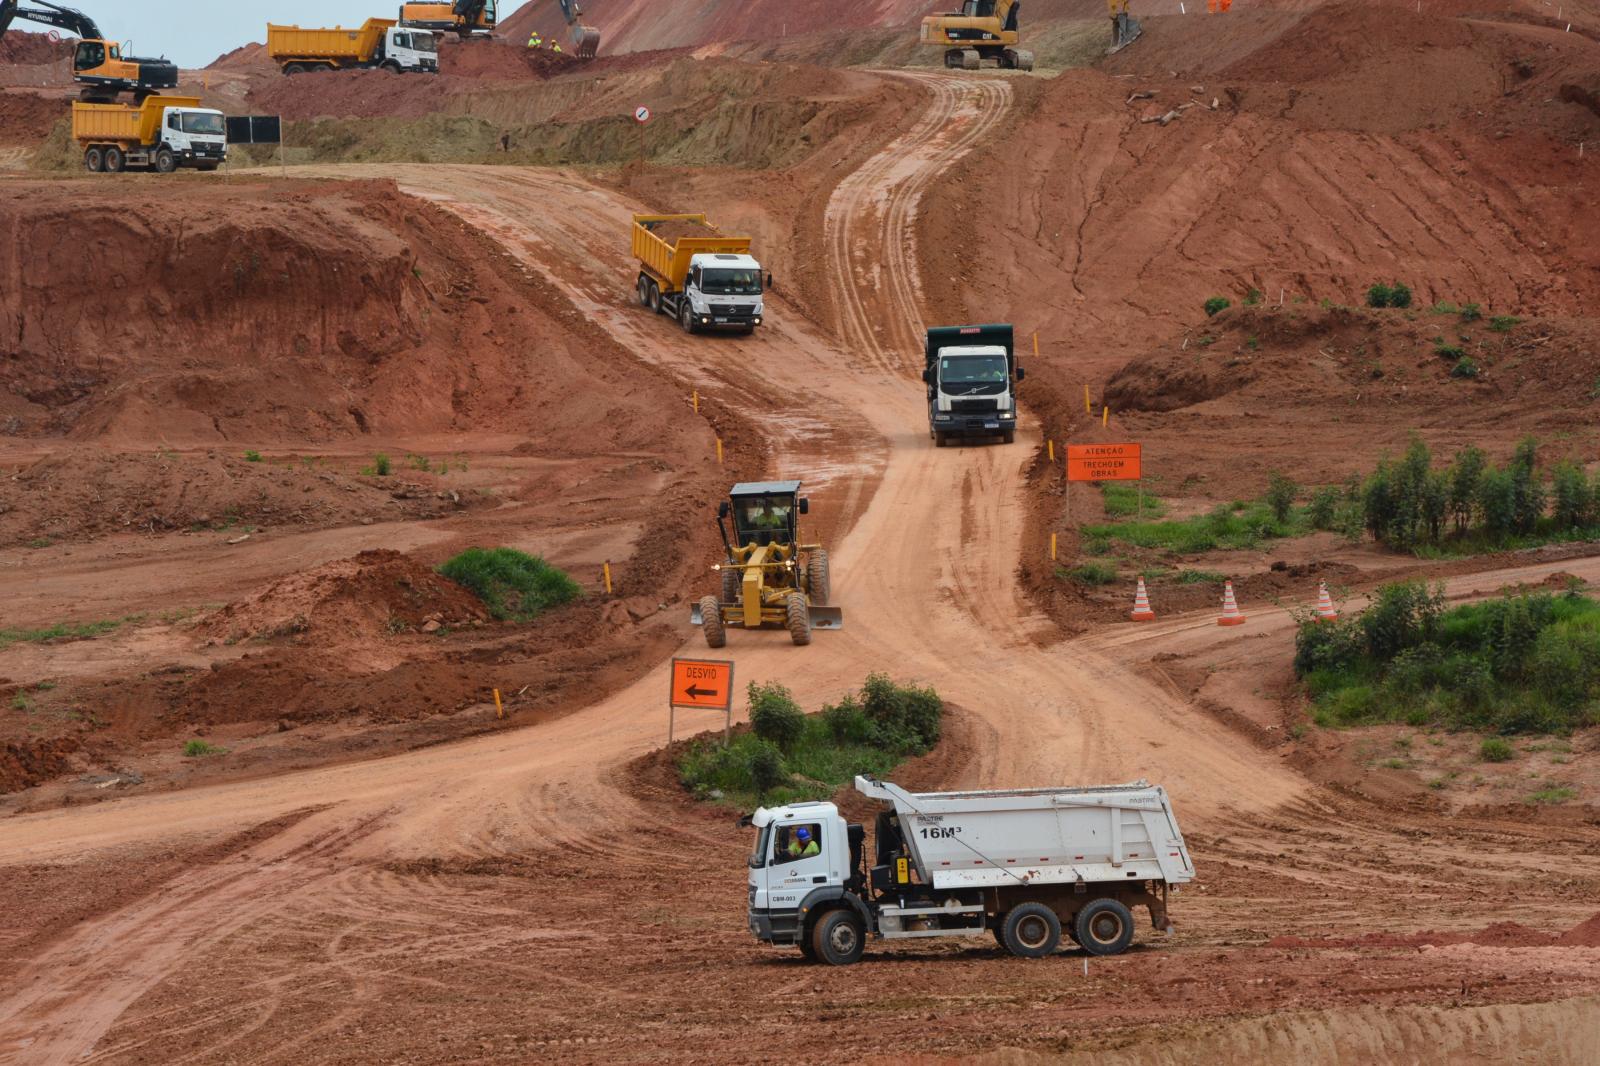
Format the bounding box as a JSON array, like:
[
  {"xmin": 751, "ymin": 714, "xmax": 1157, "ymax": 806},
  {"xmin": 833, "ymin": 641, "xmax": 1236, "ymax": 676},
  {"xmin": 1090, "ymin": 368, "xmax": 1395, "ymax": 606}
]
[{"xmin": 9, "ymin": 1, "xmax": 532, "ymax": 68}]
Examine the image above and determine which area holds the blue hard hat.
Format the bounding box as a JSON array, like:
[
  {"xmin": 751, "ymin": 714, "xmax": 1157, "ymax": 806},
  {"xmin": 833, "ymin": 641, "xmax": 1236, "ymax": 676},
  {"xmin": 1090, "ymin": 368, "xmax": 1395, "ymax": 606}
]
[{"xmin": 796, "ymin": 827, "xmax": 811, "ymax": 842}]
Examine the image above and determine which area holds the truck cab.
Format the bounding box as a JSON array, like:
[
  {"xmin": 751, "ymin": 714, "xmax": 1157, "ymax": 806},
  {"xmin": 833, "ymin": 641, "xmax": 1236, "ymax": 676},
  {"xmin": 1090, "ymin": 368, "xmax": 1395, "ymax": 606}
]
[
  {"xmin": 381, "ymin": 27, "xmax": 438, "ymax": 71},
  {"xmin": 156, "ymin": 106, "xmax": 227, "ymax": 168},
  {"xmin": 746, "ymin": 801, "xmax": 859, "ymax": 950},
  {"xmin": 924, "ymin": 324, "xmax": 1023, "ymax": 446},
  {"xmin": 681, "ymin": 252, "xmax": 764, "ymax": 333}
]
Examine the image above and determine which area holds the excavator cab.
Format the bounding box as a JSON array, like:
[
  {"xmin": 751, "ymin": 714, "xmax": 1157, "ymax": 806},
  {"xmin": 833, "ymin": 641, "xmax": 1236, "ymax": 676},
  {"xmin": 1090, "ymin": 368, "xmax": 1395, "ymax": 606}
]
[
  {"xmin": 690, "ymin": 481, "xmax": 843, "ymax": 647},
  {"xmin": 920, "ymin": 0, "xmax": 1033, "ymax": 71},
  {"xmin": 398, "ymin": 0, "xmax": 497, "ymax": 37},
  {"xmin": 0, "ymin": 1, "xmax": 177, "ymax": 100}
]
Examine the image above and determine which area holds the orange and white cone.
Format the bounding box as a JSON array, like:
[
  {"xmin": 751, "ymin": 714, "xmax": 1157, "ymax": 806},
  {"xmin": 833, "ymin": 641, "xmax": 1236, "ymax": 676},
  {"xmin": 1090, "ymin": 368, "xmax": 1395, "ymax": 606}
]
[
  {"xmin": 1315, "ymin": 582, "xmax": 1338, "ymax": 623},
  {"xmin": 1130, "ymin": 577, "xmax": 1156, "ymax": 622},
  {"xmin": 1217, "ymin": 580, "xmax": 1246, "ymax": 626}
]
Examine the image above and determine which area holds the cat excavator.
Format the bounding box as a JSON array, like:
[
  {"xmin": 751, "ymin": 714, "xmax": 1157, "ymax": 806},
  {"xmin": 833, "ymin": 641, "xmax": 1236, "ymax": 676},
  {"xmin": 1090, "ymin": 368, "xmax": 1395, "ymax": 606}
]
[
  {"xmin": 920, "ymin": 0, "xmax": 1032, "ymax": 71},
  {"xmin": 0, "ymin": 0, "xmax": 177, "ymax": 100}
]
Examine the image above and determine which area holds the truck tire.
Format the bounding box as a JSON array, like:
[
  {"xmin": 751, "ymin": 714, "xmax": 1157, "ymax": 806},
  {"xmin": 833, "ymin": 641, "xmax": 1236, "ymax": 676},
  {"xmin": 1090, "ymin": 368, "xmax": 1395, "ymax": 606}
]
[
  {"xmin": 154, "ymin": 149, "xmax": 177, "ymax": 174},
  {"xmin": 648, "ymin": 280, "xmax": 663, "ymax": 314},
  {"xmin": 103, "ymin": 146, "xmax": 124, "ymax": 173},
  {"xmin": 679, "ymin": 301, "xmax": 698, "ymax": 334},
  {"xmin": 1002, "ymin": 903, "xmax": 1061, "ymax": 958},
  {"xmin": 382, "ymin": 61, "xmax": 402, "ymax": 74},
  {"xmin": 637, "ymin": 275, "xmax": 652, "ymax": 307},
  {"xmin": 699, "ymin": 596, "xmax": 725, "ymax": 648},
  {"xmin": 786, "ymin": 594, "xmax": 812, "ymax": 646},
  {"xmin": 284, "ymin": 62, "xmax": 307, "ymax": 75},
  {"xmin": 83, "ymin": 147, "xmax": 104, "ymax": 173},
  {"xmin": 934, "ymin": 431, "xmax": 948, "ymax": 448},
  {"xmin": 798, "ymin": 934, "xmax": 818, "ymax": 961},
  {"xmin": 721, "ymin": 566, "xmax": 740, "ymax": 604},
  {"xmin": 1002, "ymin": 429, "xmax": 1015, "ymax": 444},
  {"xmin": 806, "ymin": 550, "xmax": 830, "ymax": 606},
  {"xmin": 1074, "ymin": 898, "xmax": 1135, "ymax": 957},
  {"xmin": 810, "ymin": 909, "xmax": 864, "ymax": 966}
]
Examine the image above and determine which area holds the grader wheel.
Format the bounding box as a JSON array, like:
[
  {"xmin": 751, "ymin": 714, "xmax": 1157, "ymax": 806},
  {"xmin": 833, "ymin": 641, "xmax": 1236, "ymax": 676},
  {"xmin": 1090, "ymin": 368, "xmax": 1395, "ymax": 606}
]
[
  {"xmin": 786, "ymin": 594, "xmax": 812, "ymax": 646},
  {"xmin": 700, "ymin": 596, "xmax": 726, "ymax": 648},
  {"xmin": 806, "ymin": 550, "xmax": 831, "ymax": 606},
  {"xmin": 721, "ymin": 566, "xmax": 740, "ymax": 604}
]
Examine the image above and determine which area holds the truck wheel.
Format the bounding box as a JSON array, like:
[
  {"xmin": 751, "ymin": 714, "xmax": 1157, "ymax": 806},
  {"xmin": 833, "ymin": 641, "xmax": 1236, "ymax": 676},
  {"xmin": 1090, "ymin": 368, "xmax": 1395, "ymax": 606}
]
[
  {"xmin": 1002, "ymin": 429, "xmax": 1015, "ymax": 445},
  {"xmin": 934, "ymin": 431, "xmax": 948, "ymax": 448},
  {"xmin": 103, "ymin": 146, "xmax": 124, "ymax": 173},
  {"xmin": 648, "ymin": 281, "xmax": 663, "ymax": 314},
  {"xmin": 811, "ymin": 909, "xmax": 864, "ymax": 966},
  {"xmin": 1002, "ymin": 903, "xmax": 1061, "ymax": 958},
  {"xmin": 1075, "ymin": 899, "xmax": 1135, "ymax": 957},
  {"xmin": 786, "ymin": 594, "xmax": 812, "ymax": 646},
  {"xmin": 721, "ymin": 566, "xmax": 740, "ymax": 604},
  {"xmin": 283, "ymin": 62, "xmax": 306, "ymax": 75},
  {"xmin": 806, "ymin": 550, "xmax": 830, "ymax": 606},
  {"xmin": 154, "ymin": 149, "xmax": 177, "ymax": 174},
  {"xmin": 699, "ymin": 596, "xmax": 725, "ymax": 648},
  {"xmin": 679, "ymin": 301, "xmax": 698, "ymax": 334},
  {"xmin": 382, "ymin": 61, "xmax": 401, "ymax": 74},
  {"xmin": 798, "ymin": 934, "xmax": 818, "ymax": 962},
  {"xmin": 83, "ymin": 147, "xmax": 104, "ymax": 173},
  {"xmin": 636, "ymin": 275, "xmax": 652, "ymax": 307}
]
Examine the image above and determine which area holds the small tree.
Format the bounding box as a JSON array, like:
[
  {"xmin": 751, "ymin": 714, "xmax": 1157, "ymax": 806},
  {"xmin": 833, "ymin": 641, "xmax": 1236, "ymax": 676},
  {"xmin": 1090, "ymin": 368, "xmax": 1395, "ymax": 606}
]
[
  {"xmin": 1366, "ymin": 283, "xmax": 1393, "ymax": 308},
  {"xmin": 1266, "ymin": 471, "xmax": 1297, "ymax": 525},
  {"xmin": 746, "ymin": 740, "xmax": 788, "ymax": 798},
  {"xmin": 1508, "ymin": 437, "xmax": 1545, "ymax": 535},
  {"xmin": 1448, "ymin": 446, "xmax": 1486, "ymax": 533},
  {"xmin": 1388, "ymin": 282, "xmax": 1413, "ymax": 309},
  {"xmin": 1203, "ymin": 296, "xmax": 1231, "ymax": 317},
  {"xmin": 748, "ymin": 681, "xmax": 805, "ymax": 752},
  {"xmin": 1307, "ymin": 486, "xmax": 1340, "ymax": 531},
  {"xmin": 1551, "ymin": 461, "xmax": 1590, "ymax": 530}
]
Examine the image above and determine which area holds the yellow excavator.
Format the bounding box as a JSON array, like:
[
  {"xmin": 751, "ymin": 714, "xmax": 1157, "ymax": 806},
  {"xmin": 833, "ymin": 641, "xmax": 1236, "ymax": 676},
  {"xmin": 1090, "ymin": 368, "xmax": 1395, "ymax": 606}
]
[
  {"xmin": 691, "ymin": 481, "xmax": 842, "ymax": 648},
  {"xmin": 399, "ymin": 0, "xmax": 496, "ymax": 38},
  {"xmin": 0, "ymin": 0, "xmax": 177, "ymax": 101},
  {"xmin": 920, "ymin": 0, "xmax": 1032, "ymax": 71}
]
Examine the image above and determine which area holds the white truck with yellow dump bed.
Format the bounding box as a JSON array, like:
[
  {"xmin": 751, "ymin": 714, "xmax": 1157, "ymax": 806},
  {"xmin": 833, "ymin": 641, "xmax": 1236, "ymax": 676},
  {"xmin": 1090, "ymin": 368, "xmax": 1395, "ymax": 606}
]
[
  {"xmin": 72, "ymin": 95, "xmax": 226, "ymax": 174},
  {"xmin": 631, "ymin": 214, "xmax": 765, "ymax": 334},
  {"xmin": 744, "ymin": 775, "xmax": 1194, "ymax": 965}
]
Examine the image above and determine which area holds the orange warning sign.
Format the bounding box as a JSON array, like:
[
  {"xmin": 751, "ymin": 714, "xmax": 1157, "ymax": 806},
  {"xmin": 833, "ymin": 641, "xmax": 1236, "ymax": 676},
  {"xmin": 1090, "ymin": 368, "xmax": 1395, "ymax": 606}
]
[
  {"xmin": 1067, "ymin": 443, "xmax": 1142, "ymax": 482},
  {"xmin": 670, "ymin": 658, "xmax": 735, "ymax": 711}
]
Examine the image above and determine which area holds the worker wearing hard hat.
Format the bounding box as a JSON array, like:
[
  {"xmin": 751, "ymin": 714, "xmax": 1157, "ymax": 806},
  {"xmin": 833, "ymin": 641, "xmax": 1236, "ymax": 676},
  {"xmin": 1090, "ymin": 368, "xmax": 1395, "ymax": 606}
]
[{"xmin": 527, "ymin": 32, "xmax": 542, "ymax": 48}]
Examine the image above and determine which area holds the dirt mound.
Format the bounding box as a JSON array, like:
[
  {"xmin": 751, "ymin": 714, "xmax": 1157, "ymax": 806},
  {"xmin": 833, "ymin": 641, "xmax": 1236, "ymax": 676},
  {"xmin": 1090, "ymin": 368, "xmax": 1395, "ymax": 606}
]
[
  {"xmin": 245, "ymin": 70, "xmax": 475, "ymax": 121},
  {"xmin": 206, "ymin": 41, "xmax": 272, "ymax": 72},
  {"xmin": 1558, "ymin": 913, "xmax": 1600, "ymax": 947},
  {"xmin": 0, "ymin": 30, "xmax": 71, "ymax": 65},
  {"xmin": 648, "ymin": 218, "xmax": 720, "ymax": 243},
  {"xmin": 438, "ymin": 38, "xmax": 573, "ymax": 79},
  {"xmin": 0, "ymin": 451, "xmax": 464, "ymax": 549},
  {"xmin": 202, "ymin": 549, "xmax": 489, "ymax": 643},
  {"xmin": 0, "ymin": 736, "xmax": 82, "ymax": 794},
  {"xmin": 0, "ymin": 91, "xmax": 63, "ymax": 144}
]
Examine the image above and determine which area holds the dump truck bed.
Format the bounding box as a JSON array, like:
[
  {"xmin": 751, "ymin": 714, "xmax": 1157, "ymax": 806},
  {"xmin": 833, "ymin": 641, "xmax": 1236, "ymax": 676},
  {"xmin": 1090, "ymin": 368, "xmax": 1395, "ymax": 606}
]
[
  {"xmin": 72, "ymin": 96, "xmax": 203, "ymax": 145},
  {"xmin": 925, "ymin": 323, "xmax": 1014, "ymax": 368},
  {"xmin": 267, "ymin": 19, "xmax": 394, "ymax": 61},
  {"xmin": 632, "ymin": 214, "xmax": 754, "ymax": 293},
  {"xmin": 855, "ymin": 776, "xmax": 1194, "ymax": 891}
]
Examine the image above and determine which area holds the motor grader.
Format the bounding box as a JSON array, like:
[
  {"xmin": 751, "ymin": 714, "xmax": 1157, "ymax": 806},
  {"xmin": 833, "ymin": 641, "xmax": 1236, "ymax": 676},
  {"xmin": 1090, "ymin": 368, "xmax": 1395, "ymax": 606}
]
[{"xmin": 691, "ymin": 481, "xmax": 842, "ymax": 647}]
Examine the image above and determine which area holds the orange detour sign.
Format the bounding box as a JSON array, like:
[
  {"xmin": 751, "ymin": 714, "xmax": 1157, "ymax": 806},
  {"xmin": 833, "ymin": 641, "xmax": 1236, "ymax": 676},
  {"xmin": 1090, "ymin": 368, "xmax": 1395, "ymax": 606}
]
[
  {"xmin": 1066, "ymin": 443, "xmax": 1142, "ymax": 482},
  {"xmin": 668, "ymin": 657, "xmax": 735, "ymax": 744}
]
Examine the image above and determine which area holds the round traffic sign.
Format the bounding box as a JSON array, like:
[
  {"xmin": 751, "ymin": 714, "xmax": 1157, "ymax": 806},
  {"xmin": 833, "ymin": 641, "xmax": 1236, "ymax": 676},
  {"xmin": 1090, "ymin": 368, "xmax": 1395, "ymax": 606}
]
[{"xmin": 634, "ymin": 106, "xmax": 651, "ymax": 124}]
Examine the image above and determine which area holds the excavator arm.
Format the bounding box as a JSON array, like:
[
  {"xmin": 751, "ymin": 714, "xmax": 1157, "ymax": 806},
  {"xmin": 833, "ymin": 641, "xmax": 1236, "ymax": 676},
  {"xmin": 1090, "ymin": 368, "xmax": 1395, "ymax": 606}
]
[
  {"xmin": 0, "ymin": 0, "xmax": 102, "ymax": 41},
  {"xmin": 0, "ymin": 0, "xmax": 176, "ymax": 100}
]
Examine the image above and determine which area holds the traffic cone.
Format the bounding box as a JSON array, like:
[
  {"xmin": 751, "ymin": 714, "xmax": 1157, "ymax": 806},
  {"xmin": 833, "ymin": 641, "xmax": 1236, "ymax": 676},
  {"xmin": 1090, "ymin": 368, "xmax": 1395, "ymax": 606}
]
[
  {"xmin": 1315, "ymin": 582, "xmax": 1339, "ymax": 623},
  {"xmin": 1130, "ymin": 577, "xmax": 1156, "ymax": 622},
  {"xmin": 1217, "ymin": 580, "xmax": 1246, "ymax": 626}
]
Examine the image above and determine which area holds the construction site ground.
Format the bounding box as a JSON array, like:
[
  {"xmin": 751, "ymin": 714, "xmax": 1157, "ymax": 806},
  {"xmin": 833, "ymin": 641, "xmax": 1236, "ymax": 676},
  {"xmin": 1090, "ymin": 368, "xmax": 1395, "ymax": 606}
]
[{"xmin": 3, "ymin": 0, "xmax": 1600, "ymax": 1061}]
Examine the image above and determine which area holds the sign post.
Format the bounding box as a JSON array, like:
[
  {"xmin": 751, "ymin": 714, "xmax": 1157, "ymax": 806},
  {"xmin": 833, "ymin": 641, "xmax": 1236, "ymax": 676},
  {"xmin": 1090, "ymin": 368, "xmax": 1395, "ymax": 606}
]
[
  {"xmin": 634, "ymin": 105, "xmax": 651, "ymax": 167},
  {"xmin": 1066, "ymin": 442, "xmax": 1145, "ymax": 518},
  {"xmin": 668, "ymin": 657, "xmax": 735, "ymax": 745}
]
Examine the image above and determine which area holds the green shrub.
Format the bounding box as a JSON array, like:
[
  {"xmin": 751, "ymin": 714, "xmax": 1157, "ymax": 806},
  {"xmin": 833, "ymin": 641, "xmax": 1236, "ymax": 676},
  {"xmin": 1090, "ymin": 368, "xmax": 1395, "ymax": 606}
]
[
  {"xmin": 438, "ymin": 547, "xmax": 581, "ymax": 622},
  {"xmin": 373, "ymin": 453, "xmax": 391, "ymax": 476},
  {"xmin": 1489, "ymin": 315, "xmax": 1520, "ymax": 332},
  {"xmin": 1431, "ymin": 301, "xmax": 1458, "ymax": 314},
  {"xmin": 1388, "ymin": 282, "xmax": 1413, "ymax": 309},
  {"xmin": 1307, "ymin": 486, "xmax": 1340, "ymax": 530},
  {"xmin": 1360, "ymin": 581, "xmax": 1444, "ymax": 661},
  {"xmin": 243, "ymin": 450, "xmax": 262, "ymax": 463},
  {"xmin": 1203, "ymin": 296, "xmax": 1231, "ymax": 317},
  {"xmin": 1450, "ymin": 357, "xmax": 1479, "ymax": 379},
  {"xmin": 1063, "ymin": 561, "xmax": 1117, "ymax": 586},
  {"xmin": 183, "ymin": 739, "xmax": 225, "ymax": 758},
  {"xmin": 1244, "ymin": 288, "xmax": 1263, "ymax": 306},
  {"xmin": 1527, "ymin": 786, "xmax": 1577, "ymax": 805},
  {"xmin": 822, "ymin": 695, "xmax": 872, "ymax": 745},
  {"xmin": 1479, "ymin": 737, "xmax": 1514, "ymax": 762},
  {"xmin": 862, "ymin": 672, "xmax": 942, "ymax": 754},
  {"xmin": 1366, "ymin": 283, "xmax": 1392, "ymax": 308},
  {"xmin": 1459, "ymin": 303, "xmax": 1482, "ymax": 321},
  {"xmin": 1266, "ymin": 471, "xmax": 1297, "ymax": 524},
  {"xmin": 748, "ymin": 681, "xmax": 805, "ymax": 752},
  {"xmin": 743, "ymin": 740, "xmax": 788, "ymax": 798},
  {"xmin": 1176, "ymin": 569, "xmax": 1225, "ymax": 584},
  {"xmin": 1433, "ymin": 343, "xmax": 1464, "ymax": 359}
]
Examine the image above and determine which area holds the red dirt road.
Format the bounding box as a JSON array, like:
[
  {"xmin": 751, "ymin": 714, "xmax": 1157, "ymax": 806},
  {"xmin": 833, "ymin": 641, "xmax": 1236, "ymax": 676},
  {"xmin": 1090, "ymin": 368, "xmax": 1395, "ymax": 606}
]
[{"xmin": 2, "ymin": 73, "xmax": 1599, "ymax": 1065}]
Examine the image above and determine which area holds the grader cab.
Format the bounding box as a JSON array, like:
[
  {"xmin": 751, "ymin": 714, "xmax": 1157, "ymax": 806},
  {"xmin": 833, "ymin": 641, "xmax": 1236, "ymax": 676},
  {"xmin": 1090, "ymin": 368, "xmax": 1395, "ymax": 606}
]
[{"xmin": 691, "ymin": 481, "xmax": 842, "ymax": 647}]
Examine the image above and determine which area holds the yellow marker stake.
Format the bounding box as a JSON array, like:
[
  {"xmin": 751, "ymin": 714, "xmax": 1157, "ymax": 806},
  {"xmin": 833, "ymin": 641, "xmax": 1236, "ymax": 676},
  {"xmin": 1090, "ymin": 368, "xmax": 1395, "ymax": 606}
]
[
  {"xmin": 1033, "ymin": 332, "xmax": 1040, "ymax": 357},
  {"xmin": 692, "ymin": 390, "xmax": 699, "ymax": 413},
  {"xmin": 493, "ymin": 688, "xmax": 504, "ymax": 720},
  {"xmin": 1048, "ymin": 440, "xmax": 1055, "ymax": 463},
  {"xmin": 1103, "ymin": 406, "xmax": 1110, "ymax": 428},
  {"xmin": 603, "ymin": 562, "xmax": 613, "ymax": 595},
  {"xmin": 1084, "ymin": 383, "xmax": 1091, "ymax": 414},
  {"xmin": 716, "ymin": 438, "xmax": 724, "ymax": 464},
  {"xmin": 1050, "ymin": 532, "xmax": 1058, "ymax": 561}
]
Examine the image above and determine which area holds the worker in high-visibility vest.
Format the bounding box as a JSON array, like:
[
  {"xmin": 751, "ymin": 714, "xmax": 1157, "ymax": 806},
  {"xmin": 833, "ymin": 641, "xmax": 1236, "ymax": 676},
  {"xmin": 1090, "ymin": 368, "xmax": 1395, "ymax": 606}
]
[{"xmin": 527, "ymin": 32, "xmax": 543, "ymax": 48}]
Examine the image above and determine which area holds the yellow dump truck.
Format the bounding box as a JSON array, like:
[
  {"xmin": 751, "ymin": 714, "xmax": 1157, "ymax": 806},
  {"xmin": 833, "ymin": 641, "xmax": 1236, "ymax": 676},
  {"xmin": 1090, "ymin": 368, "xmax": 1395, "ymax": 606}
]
[
  {"xmin": 72, "ymin": 95, "xmax": 227, "ymax": 174},
  {"xmin": 266, "ymin": 19, "xmax": 438, "ymax": 75},
  {"xmin": 631, "ymin": 214, "xmax": 766, "ymax": 334}
]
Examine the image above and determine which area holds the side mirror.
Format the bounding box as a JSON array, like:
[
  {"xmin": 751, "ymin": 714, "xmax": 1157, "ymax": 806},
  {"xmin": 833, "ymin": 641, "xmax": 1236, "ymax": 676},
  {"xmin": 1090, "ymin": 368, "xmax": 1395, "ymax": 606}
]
[
  {"xmin": 737, "ymin": 813, "xmax": 754, "ymax": 828},
  {"xmin": 718, "ymin": 501, "xmax": 731, "ymax": 519},
  {"xmin": 765, "ymin": 273, "xmax": 773, "ymax": 289},
  {"xmin": 1015, "ymin": 366, "xmax": 1026, "ymax": 381},
  {"xmin": 921, "ymin": 367, "xmax": 932, "ymax": 384},
  {"xmin": 799, "ymin": 499, "xmax": 810, "ymax": 515}
]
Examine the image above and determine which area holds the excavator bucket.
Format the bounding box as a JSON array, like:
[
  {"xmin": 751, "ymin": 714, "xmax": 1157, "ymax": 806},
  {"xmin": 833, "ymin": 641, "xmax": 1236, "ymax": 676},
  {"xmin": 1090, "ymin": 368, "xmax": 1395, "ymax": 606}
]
[
  {"xmin": 809, "ymin": 607, "xmax": 844, "ymax": 630},
  {"xmin": 1108, "ymin": 12, "xmax": 1142, "ymax": 54},
  {"xmin": 573, "ymin": 24, "xmax": 600, "ymax": 58}
]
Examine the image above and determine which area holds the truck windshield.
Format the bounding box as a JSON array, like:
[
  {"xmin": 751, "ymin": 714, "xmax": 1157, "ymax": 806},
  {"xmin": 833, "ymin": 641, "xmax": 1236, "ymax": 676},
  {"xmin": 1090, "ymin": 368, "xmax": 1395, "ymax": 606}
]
[
  {"xmin": 179, "ymin": 113, "xmax": 226, "ymax": 136},
  {"xmin": 940, "ymin": 355, "xmax": 1009, "ymax": 391},
  {"xmin": 750, "ymin": 823, "xmax": 772, "ymax": 868},
  {"xmin": 412, "ymin": 32, "xmax": 438, "ymax": 53},
  {"xmin": 700, "ymin": 268, "xmax": 762, "ymax": 295}
]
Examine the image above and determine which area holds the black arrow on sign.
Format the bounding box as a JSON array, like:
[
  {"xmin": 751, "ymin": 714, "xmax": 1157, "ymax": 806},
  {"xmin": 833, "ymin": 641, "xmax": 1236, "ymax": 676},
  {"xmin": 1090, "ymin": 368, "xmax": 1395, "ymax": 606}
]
[{"xmin": 684, "ymin": 684, "xmax": 719, "ymax": 699}]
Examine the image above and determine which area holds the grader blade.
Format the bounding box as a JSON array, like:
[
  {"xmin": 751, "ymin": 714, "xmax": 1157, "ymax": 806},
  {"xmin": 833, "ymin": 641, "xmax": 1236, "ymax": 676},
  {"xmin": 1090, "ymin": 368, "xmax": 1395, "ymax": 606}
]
[{"xmin": 810, "ymin": 607, "xmax": 844, "ymax": 630}]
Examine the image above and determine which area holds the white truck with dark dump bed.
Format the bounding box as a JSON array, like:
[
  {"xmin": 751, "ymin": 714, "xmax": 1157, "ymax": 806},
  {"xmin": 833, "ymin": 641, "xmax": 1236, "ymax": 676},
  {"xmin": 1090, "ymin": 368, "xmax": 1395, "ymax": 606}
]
[
  {"xmin": 924, "ymin": 323, "xmax": 1024, "ymax": 446},
  {"xmin": 744, "ymin": 775, "xmax": 1194, "ymax": 965}
]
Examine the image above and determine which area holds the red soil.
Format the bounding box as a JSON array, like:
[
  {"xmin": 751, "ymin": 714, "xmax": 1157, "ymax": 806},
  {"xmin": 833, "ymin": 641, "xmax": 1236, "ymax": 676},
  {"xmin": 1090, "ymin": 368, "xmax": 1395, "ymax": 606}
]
[
  {"xmin": 0, "ymin": 29, "xmax": 71, "ymax": 65},
  {"xmin": 1557, "ymin": 912, "xmax": 1600, "ymax": 947},
  {"xmin": 0, "ymin": 90, "xmax": 63, "ymax": 144}
]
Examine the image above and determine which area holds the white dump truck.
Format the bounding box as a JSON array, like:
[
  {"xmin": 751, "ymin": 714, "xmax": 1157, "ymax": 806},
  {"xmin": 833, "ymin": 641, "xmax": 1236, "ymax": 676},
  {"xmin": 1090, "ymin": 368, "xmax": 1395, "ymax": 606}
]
[
  {"xmin": 744, "ymin": 775, "xmax": 1194, "ymax": 965},
  {"xmin": 924, "ymin": 323, "xmax": 1024, "ymax": 446}
]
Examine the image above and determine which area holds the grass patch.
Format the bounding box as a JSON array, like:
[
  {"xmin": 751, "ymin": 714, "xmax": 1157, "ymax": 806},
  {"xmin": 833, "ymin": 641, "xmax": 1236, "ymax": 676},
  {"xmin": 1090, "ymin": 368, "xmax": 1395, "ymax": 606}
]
[
  {"xmin": 1176, "ymin": 569, "xmax": 1225, "ymax": 584},
  {"xmin": 243, "ymin": 450, "xmax": 262, "ymax": 463},
  {"xmin": 0, "ymin": 619, "xmax": 129, "ymax": 649},
  {"xmin": 26, "ymin": 538, "xmax": 52, "ymax": 549},
  {"xmin": 437, "ymin": 547, "xmax": 581, "ymax": 622},
  {"xmin": 1297, "ymin": 581, "xmax": 1600, "ymax": 735},
  {"xmin": 1479, "ymin": 737, "xmax": 1514, "ymax": 763},
  {"xmin": 1203, "ymin": 296, "xmax": 1230, "ymax": 317},
  {"xmin": 1100, "ymin": 482, "xmax": 1166, "ymax": 519},
  {"xmin": 1527, "ymin": 786, "xmax": 1577, "ymax": 805},
  {"xmin": 1060, "ymin": 561, "xmax": 1117, "ymax": 586},
  {"xmin": 1085, "ymin": 501, "xmax": 1300, "ymax": 554},
  {"xmin": 359, "ymin": 453, "xmax": 393, "ymax": 477},
  {"xmin": 1488, "ymin": 315, "xmax": 1520, "ymax": 333},
  {"xmin": 679, "ymin": 675, "xmax": 941, "ymax": 808},
  {"xmin": 183, "ymin": 739, "xmax": 227, "ymax": 758}
]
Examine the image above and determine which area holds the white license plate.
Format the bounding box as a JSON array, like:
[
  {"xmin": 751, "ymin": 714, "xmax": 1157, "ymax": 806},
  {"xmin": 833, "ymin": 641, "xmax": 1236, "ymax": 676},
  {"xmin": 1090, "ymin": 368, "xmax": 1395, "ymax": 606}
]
[
  {"xmin": 984, "ymin": 421, "xmax": 1000, "ymax": 429},
  {"xmin": 714, "ymin": 317, "xmax": 729, "ymax": 324}
]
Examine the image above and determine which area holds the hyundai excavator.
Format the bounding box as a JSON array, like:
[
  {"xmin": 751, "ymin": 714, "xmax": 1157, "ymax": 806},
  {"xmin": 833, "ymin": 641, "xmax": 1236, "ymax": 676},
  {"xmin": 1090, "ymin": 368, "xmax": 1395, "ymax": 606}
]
[
  {"xmin": 399, "ymin": 0, "xmax": 497, "ymax": 38},
  {"xmin": 920, "ymin": 0, "xmax": 1032, "ymax": 71},
  {"xmin": 0, "ymin": 0, "xmax": 177, "ymax": 101}
]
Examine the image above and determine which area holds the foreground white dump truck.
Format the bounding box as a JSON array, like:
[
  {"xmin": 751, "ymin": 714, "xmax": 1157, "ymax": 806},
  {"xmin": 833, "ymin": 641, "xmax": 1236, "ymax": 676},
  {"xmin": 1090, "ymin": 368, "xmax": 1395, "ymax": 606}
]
[{"xmin": 743, "ymin": 775, "xmax": 1194, "ymax": 965}]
